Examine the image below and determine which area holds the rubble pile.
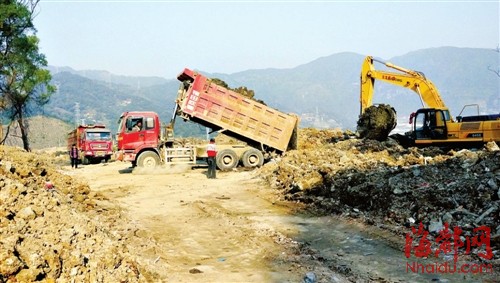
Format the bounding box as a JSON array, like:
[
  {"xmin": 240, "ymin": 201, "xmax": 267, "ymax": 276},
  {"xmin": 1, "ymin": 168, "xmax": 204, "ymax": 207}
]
[
  {"xmin": 0, "ymin": 146, "xmax": 154, "ymax": 282},
  {"xmin": 260, "ymin": 128, "xmax": 500, "ymax": 261}
]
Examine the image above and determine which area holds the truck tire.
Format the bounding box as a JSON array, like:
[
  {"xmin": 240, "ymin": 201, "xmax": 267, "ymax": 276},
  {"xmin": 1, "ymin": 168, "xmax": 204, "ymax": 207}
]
[
  {"xmin": 82, "ymin": 157, "xmax": 89, "ymax": 165},
  {"xmin": 241, "ymin": 149, "xmax": 264, "ymax": 168},
  {"xmin": 137, "ymin": 151, "xmax": 160, "ymax": 168},
  {"xmin": 216, "ymin": 149, "xmax": 238, "ymax": 171}
]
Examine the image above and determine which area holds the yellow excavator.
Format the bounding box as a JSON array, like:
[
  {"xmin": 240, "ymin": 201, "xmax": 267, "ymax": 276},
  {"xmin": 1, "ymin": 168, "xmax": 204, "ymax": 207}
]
[{"xmin": 357, "ymin": 55, "xmax": 500, "ymax": 148}]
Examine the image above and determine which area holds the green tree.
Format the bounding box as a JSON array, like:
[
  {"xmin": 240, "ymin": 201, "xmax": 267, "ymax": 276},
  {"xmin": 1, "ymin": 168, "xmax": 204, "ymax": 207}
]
[{"xmin": 0, "ymin": 0, "xmax": 55, "ymax": 151}]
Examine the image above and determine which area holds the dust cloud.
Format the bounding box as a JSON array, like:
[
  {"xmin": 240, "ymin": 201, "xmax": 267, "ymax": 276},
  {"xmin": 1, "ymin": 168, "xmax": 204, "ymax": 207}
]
[{"xmin": 131, "ymin": 164, "xmax": 196, "ymax": 175}]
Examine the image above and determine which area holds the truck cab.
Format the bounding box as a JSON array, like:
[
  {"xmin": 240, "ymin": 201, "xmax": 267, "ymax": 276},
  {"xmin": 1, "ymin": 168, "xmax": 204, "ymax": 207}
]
[
  {"xmin": 67, "ymin": 124, "xmax": 113, "ymax": 164},
  {"xmin": 116, "ymin": 111, "xmax": 161, "ymax": 165}
]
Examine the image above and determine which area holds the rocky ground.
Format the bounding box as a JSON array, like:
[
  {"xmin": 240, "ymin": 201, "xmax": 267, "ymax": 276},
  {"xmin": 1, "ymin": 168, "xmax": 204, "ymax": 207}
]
[
  {"xmin": 259, "ymin": 128, "xmax": 500, "ymax": 273},
  {"xmin": 0, "ymin": 128, "xmax": 499, "ymax": 282},
  {"xmin": 0, "ymin": 146, "xmax": 161, "ymax": 282}
]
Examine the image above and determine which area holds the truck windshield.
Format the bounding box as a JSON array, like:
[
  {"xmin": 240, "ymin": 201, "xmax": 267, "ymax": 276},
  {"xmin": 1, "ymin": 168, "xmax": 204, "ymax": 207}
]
[
  {"xmin": 117, "ymin": 117, "xmax": 124, "ymax": 133},
  {"xmin": 86, "ymin": 132, "xmax": 111, "ymax": 141}
]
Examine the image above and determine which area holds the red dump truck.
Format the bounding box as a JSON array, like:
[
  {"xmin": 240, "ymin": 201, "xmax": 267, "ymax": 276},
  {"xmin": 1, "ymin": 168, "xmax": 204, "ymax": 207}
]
[
  {"xmin": 67, "ymin": 124, "xmax": 113, "ymax": 164},
  {"xmin": 115, "ymin": 68, "xmax": 299, "ymax": 169}
]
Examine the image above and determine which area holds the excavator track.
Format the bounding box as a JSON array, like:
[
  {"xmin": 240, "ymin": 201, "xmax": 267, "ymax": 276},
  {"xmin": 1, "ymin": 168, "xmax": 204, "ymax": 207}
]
[{"xmin": 357, "ymin": 104, "xmax": 397, "ymax": 141}]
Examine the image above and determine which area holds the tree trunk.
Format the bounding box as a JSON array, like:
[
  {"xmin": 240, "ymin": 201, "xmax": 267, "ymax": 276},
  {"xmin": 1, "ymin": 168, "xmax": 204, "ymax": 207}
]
[{"xmin": 17, "ymin": 115, "xmax": 31, "ymax": 152}]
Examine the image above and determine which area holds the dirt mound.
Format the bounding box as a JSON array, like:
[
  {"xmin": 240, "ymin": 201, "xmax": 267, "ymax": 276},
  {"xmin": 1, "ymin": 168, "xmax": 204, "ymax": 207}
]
[
  {"xmin": 260, "ymin": 129, "xmax": 500, "ymax": 264},
  {"xmin": 0, "ymin": 146, "xmax": 159, "ymax": 282},
  {"xmin": 2, "ymin": 126, "xmax": 498, "ymax": 281}
]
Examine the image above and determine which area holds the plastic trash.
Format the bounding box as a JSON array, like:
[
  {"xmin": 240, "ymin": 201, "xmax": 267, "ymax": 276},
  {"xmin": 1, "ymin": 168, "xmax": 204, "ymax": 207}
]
[{"xmin": 303, "ymin": 271, "xmax": 316, "ymax": 283}]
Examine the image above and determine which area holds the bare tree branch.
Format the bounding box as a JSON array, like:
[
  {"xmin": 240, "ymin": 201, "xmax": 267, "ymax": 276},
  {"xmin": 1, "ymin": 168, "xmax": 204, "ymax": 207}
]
[{"xmin": 487, "ymin": 66, "xmax": 500, "ymax": 78}]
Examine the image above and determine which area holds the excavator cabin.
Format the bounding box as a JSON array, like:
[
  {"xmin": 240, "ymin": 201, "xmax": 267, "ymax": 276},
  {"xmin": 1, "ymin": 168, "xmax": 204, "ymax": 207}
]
[
  {"xmin": 413, "ymin": 108, "xmax": 448, "ymax": 140},
  {"xmin": 408, "ymin": 108, "xmax": 500, "ymax": 148}
]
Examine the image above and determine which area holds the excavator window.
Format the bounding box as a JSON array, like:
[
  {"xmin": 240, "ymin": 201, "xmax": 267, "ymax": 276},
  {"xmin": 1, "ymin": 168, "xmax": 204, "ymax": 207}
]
[
  {"xmin": 414, "ymin": 112, "xmax": 427, "ymax": 139},
  {"xmin": 431, "ymin": 110, "xmax": 447, "ymax": 139},
  {"xmin": 435, "ymin": 112, "xmax": 444, "ymax": 127},
  {"xmin": 414, "ymin": 110, "xmax": 447, "ymax": 140}
]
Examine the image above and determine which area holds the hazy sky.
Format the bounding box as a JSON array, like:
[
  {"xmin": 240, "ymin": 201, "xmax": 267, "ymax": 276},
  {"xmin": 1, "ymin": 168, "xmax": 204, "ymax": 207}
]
[{"xmin": 34, "ymin": 0, "xmax": 499, "ymax": 79}]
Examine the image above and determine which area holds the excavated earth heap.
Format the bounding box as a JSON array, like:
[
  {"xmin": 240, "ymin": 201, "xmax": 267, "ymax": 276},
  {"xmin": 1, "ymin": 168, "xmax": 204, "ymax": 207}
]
[
  {"xmin": 0, "ymin": 146, "xmax": 159, "ymax": 282},
  {"xmin": 260, "ymin": 128, "xmax": 500, "ymax": 267}
]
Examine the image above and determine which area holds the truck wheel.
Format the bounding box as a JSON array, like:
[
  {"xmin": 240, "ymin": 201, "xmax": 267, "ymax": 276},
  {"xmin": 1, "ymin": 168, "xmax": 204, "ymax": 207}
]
[
  {"xmin": 241, "ymin": 149, "xmax": 264, "ymax": 168},
  {"xmin": 82, "ymin": 157, "xmax": 89, "ymax": 165},
  {"xmin": 137, "ymin": 151, "xmax": 160, "ymax": 168},
  {"xmin": 216, "ymin": 149, "xmax": 238, "ymax": 171}
]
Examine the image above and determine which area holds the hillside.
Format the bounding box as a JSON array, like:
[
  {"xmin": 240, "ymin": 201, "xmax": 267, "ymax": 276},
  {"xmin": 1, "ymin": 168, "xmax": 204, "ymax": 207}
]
[
  {"xmin": 47, "ymin": 66, "xmax": 169, "ymax": 88},
  {"xmin": 43, "ymin": 72, "xmax": 176, "ymax": 130},
  {"xmin": 2, "ymin": 116, "xmax": 73, "ymax": 150},
  {"xmin": 209, "ymin": 47, "xmax": 499, "ymax": 128},
  {"xmin": 11, "ymin": 46, "xmax": 497, "ymax": 148}
]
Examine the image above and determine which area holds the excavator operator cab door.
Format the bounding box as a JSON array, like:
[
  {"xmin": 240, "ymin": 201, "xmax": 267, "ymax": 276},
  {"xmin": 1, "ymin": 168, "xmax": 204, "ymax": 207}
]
[{"xmin": 413, "ymin": 109, "xmax": 448, "ymax": 140}]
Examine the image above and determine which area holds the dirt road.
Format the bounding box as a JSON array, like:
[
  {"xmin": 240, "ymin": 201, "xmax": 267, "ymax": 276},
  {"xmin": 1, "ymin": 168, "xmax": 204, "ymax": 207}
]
[
  {"xmin": 61, "ymin": 159, "xmax": 500, "ymax": 283},
  {"xmin": 66, "ymin": 161, "xmax": 323, "ymax": 282}
]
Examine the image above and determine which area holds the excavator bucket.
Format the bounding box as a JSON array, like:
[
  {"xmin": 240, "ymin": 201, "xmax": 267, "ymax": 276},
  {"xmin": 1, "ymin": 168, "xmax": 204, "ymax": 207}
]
[{"xmin": 357, "ymin": 104, "xmax": 397, "ymax": 141}]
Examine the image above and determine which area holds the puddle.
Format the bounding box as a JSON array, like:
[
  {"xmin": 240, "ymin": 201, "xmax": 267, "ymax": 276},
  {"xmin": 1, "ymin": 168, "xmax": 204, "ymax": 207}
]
[{"xmin": 258, "ymin": 215, "xmax": 496, "ymax": 282}]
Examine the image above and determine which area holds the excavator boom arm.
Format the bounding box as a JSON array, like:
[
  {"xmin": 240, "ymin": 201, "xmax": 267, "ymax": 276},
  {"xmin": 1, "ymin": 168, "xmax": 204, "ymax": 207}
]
[{"xmin": 360, "ymin": 56, "xmax": 447, "ymax": 114}]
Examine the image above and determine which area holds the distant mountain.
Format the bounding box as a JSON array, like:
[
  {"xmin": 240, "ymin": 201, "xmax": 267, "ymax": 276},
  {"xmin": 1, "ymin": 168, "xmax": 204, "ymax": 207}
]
[
  {"xmin": 42, "ymin": 72, "xmax": 177, "ymax": 131},
  {"xmin": 47, "ymin": 66, "xmax": 169, "ymax": 88},
  {"xmin": 41, "ymin": 47, "xmax": 499, "ymax": 139},
  {"xmin": 384, "ymin": 47, "xmax": 499, "ymax": 119},
  {"xmin": 222, "ymin": 48, "xmax": 499, "ymax": 130},
  {"xmin": 214, "ymin": 52, "xmax": 364, "ymax": 129}
]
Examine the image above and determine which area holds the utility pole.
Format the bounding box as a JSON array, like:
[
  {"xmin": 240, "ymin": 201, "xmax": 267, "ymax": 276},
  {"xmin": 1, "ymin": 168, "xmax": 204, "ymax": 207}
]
[{"xmin": 74, "ymin": 102, "xmax": 80, "ymax": 126}]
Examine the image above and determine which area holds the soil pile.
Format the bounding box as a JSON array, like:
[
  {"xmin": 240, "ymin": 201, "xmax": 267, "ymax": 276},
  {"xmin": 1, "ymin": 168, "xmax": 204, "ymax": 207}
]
[
  {"xmin": 356, "ymin": 104, "xmax": 397, "ymax": 141},
  {"xmin": 260, "ymin": 128, "xmax": 500, "ymax": 265},
  {"xmin": 0, "ymin": 146, "xmax": 159, "ymax": 282},
  {"xmin": 2, "ymin": 127, "xmax": 499, "ymax": 281}
]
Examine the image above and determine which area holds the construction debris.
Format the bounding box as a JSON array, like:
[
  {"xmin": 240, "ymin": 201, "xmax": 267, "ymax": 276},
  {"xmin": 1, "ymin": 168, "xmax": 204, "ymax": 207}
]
[
  {"xmin": 1, "ymin": 127, "xmax": 499, "ymax": 281},
  {"xmin": 0, "ymin": 146, "xmax": 156, "ymax": 282},
  {"xmin": 260, "ymin": 128, "xmax": 500, "ymax": 266}
]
